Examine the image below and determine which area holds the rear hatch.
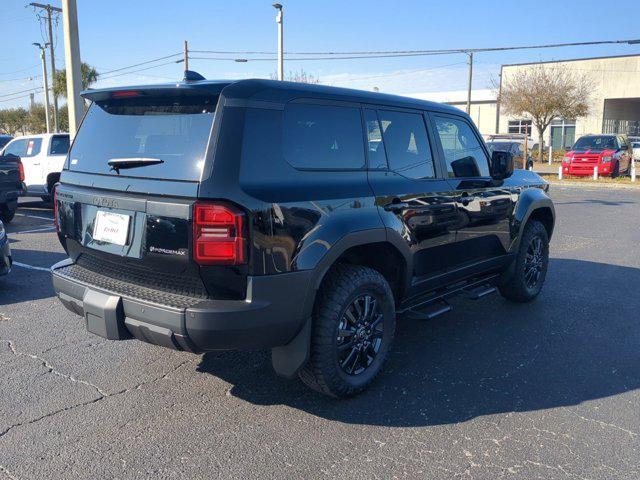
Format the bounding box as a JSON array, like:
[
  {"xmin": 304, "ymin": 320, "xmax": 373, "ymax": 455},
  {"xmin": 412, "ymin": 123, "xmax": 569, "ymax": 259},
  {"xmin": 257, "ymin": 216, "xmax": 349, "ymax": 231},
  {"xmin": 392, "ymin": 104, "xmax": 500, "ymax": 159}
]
[{"xmin": 56, "ymin": 86, "xmax": 247, "ymax": 304}]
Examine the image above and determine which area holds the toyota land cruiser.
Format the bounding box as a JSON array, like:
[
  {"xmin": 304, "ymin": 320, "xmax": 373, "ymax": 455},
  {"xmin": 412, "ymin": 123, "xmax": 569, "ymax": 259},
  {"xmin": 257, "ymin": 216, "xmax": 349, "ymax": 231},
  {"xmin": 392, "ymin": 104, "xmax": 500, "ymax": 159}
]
[{"xmin": 52, "ymin": 73, "xmax": 555, "ymax": 397}]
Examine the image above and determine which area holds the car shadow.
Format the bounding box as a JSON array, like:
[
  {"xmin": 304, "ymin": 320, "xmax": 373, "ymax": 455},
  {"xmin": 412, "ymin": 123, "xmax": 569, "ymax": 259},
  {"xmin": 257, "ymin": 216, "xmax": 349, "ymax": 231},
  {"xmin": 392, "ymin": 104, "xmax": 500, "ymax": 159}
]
[
  {"xmin": 196, "ymin": 258, "xmax": 640, "ymax": 426},
  {"xmin": 18, "ymin": 197, "xmax": 53, "ymax": 212},
  {"xmin": 0, "ymin": 249, "xmax": 66, "ymax": 305}
]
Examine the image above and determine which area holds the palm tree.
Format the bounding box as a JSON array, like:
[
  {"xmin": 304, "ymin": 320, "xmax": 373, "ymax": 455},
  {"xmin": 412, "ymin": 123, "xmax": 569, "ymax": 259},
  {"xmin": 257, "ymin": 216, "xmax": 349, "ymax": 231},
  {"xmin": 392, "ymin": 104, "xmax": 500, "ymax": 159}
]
[{"xmin": 53, "ymin": 63, "xmax": 99, "ymax": 98}]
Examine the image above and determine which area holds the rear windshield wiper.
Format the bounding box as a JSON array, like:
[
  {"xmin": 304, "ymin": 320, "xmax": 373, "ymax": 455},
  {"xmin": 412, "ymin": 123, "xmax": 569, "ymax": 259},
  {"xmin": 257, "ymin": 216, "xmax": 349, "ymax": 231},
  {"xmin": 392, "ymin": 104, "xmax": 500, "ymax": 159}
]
[{"xmin": 108, "ymin": 157, "xmax": 164, "ymax": 174}]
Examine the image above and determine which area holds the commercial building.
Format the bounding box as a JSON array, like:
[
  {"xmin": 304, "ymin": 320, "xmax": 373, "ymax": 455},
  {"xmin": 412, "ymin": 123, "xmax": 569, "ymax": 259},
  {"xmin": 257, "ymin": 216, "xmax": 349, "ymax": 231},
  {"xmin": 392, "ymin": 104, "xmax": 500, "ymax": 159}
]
[{"xmin": 407, "ymin": 53, "xmax": 640, "ymax": 151}]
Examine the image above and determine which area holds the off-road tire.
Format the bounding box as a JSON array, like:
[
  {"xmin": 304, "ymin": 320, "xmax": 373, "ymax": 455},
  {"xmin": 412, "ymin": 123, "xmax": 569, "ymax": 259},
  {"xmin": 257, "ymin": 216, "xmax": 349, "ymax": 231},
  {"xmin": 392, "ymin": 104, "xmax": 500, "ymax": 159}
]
[
  {"xmin": 298, "ymin": 264, "xmax": 396, "ymax": 398},
  {"xmin": 499, "ymin": 220, "xmax": 549, "ymax": 303}
]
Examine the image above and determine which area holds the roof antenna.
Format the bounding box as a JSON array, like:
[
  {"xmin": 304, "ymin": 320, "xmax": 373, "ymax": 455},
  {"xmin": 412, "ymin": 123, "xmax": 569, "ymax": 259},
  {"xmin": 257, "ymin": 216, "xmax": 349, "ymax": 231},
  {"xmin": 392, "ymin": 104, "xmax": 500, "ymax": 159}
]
[{"xmin": 183, "ymin": 70, "xmax": 206, "ymax": 82}]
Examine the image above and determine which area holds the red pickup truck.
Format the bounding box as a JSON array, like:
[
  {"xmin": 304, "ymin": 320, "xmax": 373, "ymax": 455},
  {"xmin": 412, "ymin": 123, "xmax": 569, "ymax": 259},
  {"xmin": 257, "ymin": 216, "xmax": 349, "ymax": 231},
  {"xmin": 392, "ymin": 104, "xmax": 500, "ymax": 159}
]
[{"xmin": 563, "ymin": 135, "xmax": 633, "ymax": 177}]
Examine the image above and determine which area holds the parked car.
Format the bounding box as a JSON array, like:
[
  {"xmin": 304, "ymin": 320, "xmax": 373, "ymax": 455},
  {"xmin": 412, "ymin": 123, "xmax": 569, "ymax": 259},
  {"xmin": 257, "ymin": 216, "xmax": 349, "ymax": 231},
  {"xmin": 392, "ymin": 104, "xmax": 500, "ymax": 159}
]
[
  {"xmin": 51, "ymin": 75, "xmax": 555, "ymax": 397},
  {"xmin": 485, "ymin": 141, "xmax": 534, "ymax": 170},
  {"xmin": 0, "ymin": 220, "xmax": 11, "ymax": 276},
  {"xmin": 562, "ymin": 134, "xmax": 633, "ymax": 177},
  {"xmin": 0, "ymin": 153, "xmax": 26, "ymax": 223},
  {"xmin": 0, "ymin": 133, "xmax": 70, "ymax": 201},
  {"xmin": 0, "ymin": 135, "xmax": 13, "ymax": 150}
]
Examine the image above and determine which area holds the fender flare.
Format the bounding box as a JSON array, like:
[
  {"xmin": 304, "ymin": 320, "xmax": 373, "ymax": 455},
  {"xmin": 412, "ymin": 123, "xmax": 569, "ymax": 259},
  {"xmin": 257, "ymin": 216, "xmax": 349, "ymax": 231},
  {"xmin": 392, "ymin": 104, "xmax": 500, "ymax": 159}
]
[{"xmin": 510, "ymin": 188, "xmax": 555, "ymax": 253}]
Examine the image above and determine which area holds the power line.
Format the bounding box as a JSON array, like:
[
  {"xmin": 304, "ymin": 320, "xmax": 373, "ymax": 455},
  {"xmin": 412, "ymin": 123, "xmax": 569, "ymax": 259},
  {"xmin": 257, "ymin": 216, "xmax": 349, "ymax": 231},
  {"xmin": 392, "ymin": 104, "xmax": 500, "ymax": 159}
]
[
  {"xmin": 0, "ymin": 64, "xmax": 41, "ymax": 76},
  {"xmin": 98, "ymin": 53, "xmax": 182, "ymax": 76},
  {"xmin": 190, "ymin": 38, "xmax": 640, "ymax": 56},
  {"xmin": 98, "ymin": 60, "xmax": 182, "ymax": 80},
  {"xmin": 0, "ymin": 86, "xmax": 45, "ymax": 98}
]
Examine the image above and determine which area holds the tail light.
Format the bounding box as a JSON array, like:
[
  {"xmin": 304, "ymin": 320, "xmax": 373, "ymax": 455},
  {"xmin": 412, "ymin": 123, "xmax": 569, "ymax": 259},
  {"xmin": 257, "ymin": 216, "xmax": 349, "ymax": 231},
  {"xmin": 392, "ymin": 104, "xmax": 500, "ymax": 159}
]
[
  {"xmin": 193, "ymin": 203, "xmax": 246, "ymax": 265},
  {"xmin": 53, "ymin": 185, "xmax": 59, "ymax": 232},
  {"xmin": 17, "ymin": 159, "xmax": 25, "ymax": 182}
]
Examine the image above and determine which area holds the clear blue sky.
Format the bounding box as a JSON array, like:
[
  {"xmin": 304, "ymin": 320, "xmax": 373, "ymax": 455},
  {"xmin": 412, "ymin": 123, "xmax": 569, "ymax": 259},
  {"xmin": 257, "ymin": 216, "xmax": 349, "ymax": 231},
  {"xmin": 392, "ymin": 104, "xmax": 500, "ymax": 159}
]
[{"xmin": 2, "ymin": 0, "xmax": 639, "ymax": 108}]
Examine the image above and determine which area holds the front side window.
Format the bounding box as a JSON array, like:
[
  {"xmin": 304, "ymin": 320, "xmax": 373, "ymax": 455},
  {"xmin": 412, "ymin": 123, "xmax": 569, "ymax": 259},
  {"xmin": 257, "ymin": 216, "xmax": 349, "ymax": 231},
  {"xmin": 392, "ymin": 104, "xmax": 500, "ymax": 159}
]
[
  {"xmin": 49, "ymin": 135, "xmax": 70, "ymax": 155},
  {"xmin": 3, "ymin": 138, "xmax": 41, "ymax": 157},
  {"xmin": 378, "ymin": 110, "xmax": 434, "ymax": 179},
  {"xmin": 283, "ymin": 103, "xmax": 365, "ymax": 170},
  {"xmin": 434, "ymin": 116, "xmax": 490, "ymax": 178}
]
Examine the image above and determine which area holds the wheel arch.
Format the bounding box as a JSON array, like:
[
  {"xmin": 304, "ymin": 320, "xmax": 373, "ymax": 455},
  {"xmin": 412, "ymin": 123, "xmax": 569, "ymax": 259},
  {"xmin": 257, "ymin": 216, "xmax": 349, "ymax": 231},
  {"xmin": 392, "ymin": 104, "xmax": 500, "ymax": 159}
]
[{"xmin": 510, "ymin": 187, "xmax": 555, "ymax": 252}]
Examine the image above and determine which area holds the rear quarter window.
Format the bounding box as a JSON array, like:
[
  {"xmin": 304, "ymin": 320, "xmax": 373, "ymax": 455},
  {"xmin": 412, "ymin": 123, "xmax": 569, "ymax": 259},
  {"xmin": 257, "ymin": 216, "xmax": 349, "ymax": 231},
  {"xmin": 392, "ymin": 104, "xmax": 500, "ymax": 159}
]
[{"xmin": 283, "ymin": 103, "xmax": 365, "ymax": 170}]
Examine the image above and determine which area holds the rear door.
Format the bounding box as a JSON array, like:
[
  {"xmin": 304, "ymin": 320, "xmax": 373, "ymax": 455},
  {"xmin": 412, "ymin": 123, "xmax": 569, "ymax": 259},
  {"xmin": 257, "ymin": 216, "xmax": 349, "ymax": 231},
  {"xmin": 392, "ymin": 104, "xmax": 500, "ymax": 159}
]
[
  {"xmin": 431, "ymin": 113, "xmax": 515, "ymax": 275},
  {"xmin": 57, "ymin": 90, "xmax": 220, "ymax": 299},
  {"xmin": 365, "ymin": 107, "xmax": 458, "ymax": 296}
]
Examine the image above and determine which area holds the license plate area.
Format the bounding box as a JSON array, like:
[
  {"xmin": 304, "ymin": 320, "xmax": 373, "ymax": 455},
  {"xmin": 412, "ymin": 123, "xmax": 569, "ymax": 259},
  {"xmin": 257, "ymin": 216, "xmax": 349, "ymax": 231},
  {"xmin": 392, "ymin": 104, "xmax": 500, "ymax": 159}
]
[
  {"xmin": 93, "ymin": 210, "xmax": 131, "ymax": 246},
  {"xmin": 80, "ymin": 203, "xmax": 146, "ymax": 259}
]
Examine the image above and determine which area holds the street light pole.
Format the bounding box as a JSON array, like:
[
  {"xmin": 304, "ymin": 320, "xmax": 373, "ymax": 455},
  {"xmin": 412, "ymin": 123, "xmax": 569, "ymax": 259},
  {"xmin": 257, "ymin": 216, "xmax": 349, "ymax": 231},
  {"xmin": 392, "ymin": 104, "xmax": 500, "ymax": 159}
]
[
  {"xmin": 273, "ymin": 3, "xmax": 283, "ymax": 81},
  {"xmin": 34, "ymin": 43, "xmax": 51, "ymax": 133},
  {"xmin": 61, "ymin": 0, "xmax": 83, "ymax": 137},
  {"xmin": 466, "ymin": 51, "xmax": 473, "ymax": 115}
]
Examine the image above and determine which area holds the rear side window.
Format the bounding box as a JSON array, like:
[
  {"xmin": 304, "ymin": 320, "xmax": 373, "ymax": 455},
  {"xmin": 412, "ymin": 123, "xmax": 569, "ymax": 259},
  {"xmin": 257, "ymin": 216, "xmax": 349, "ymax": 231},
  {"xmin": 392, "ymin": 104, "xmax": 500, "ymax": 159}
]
[
  {"xmin": 68, "ymin": 94, "xmax": 217, "ymax": 181},
  {"xmin": 3, "ymin": 138, "xmax": 42, "ymax": 157},
  {"xmin": 364, "ymin": 109, "xmax": 387, "ymax": 169},
  {"xmin": 434, "ymin": 116, "xmax": 490, "ymax": 178},
  {"xmin": 283, "ymin": 103, "xmax": 365, "ymax": 170},
  {"xmin": 378, "ymin": 110, "xmax": 435, "ymax": 179},
  {"xmin": 49, "ymin": 135, "xmax": 70, "ymax": 155}
]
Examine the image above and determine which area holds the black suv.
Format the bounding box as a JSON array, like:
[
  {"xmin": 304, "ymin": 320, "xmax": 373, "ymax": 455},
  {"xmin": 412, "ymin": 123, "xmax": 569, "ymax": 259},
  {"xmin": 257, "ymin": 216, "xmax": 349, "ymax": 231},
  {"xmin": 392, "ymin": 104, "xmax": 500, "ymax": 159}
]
[{"xmin": 52, "ymin": 75, "xmax": 554, "ymax": 397}]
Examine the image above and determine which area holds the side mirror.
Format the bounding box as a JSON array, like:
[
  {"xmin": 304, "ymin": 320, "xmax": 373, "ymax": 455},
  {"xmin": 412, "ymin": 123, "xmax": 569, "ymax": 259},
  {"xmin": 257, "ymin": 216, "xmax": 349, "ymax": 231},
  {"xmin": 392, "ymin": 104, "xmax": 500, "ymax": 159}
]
[{"xmin": 490, "ymin": 150, "xmax": 514, "ymax": 180}]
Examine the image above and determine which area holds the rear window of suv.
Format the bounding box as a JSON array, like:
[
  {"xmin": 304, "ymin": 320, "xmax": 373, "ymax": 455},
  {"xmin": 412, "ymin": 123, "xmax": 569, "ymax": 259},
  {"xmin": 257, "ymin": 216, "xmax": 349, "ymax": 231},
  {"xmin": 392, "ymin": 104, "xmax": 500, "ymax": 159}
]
[{"xmin": 67, "ymin": 93, "xmax": 217, "ymax": 181}]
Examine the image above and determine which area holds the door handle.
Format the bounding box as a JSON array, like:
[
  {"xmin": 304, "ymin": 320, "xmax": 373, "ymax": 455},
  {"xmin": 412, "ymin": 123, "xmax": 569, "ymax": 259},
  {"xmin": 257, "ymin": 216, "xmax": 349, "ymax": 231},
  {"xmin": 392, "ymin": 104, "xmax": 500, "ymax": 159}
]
[{"xmin": 384, "ymin": 201, "xmax": 409, "ymax": 212}]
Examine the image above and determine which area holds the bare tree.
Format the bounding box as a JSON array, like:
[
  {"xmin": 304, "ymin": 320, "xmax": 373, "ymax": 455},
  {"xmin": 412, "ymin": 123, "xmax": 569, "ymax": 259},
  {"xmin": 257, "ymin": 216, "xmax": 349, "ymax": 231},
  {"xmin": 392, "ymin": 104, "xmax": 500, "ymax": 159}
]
[
  {"xmin": 270, "ymin": 69, "xmax": 320, "ymax": 84},
  {"xmin": 498, "ymin": 65, "xmax": 592, "ymax": 164}
]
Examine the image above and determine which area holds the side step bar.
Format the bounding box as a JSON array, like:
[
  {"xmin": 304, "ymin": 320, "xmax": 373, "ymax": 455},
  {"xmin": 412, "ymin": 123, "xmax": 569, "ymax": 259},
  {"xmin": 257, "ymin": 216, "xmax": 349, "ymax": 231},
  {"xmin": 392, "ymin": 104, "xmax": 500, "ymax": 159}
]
[
  {"xmin": 404, "ymin": 301, "xmax": 452, "ymax": 320},
  {"xmin": 399, "ymin": 273, "xmax": 500, "ymax": 320}
]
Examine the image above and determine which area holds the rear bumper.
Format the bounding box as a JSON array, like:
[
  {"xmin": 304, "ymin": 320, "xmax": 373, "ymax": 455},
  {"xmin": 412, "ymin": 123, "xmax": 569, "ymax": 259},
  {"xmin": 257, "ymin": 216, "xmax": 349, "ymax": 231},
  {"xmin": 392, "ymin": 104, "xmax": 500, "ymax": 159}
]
[{"xmin": 51, "ymin": 258, "xmax": 313, "ymax": 352}]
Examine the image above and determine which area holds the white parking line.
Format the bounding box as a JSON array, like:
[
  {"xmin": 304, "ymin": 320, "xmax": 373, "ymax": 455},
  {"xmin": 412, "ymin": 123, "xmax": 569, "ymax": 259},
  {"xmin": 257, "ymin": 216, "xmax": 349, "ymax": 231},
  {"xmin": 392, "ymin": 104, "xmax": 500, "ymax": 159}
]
[
  {"xmin": 11, "ymin": 226, "xmax": 56, "ymax": 234},
  {"xmin": 12, "ymin": 262, "xmax": 51, "ymax": 273},
  {"xmin": 14, "ymin": 213, "xmax": 53, "ymax": 222}
]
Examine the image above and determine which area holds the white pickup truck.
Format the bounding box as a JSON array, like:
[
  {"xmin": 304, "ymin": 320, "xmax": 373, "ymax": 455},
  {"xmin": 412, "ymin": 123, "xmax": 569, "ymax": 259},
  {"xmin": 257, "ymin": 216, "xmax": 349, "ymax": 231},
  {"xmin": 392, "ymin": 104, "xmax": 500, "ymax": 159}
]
[{"xmin": 0, "ymin": 133, "xmax": 70, "ymax": 201}]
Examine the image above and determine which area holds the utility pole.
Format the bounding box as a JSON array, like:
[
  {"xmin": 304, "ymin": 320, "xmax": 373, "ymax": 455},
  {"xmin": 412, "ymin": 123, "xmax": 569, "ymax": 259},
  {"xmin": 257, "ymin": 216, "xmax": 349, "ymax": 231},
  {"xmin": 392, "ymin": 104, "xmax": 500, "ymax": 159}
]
[
  {"xmin": 29, "ymin": 3, "xmax": 62, "ymax": 132},
  {"xmin": 61, "ymin": 0, "xmax": 83, "ymax": 137},
  {"xmin": 184, "ymin": 40, "xmax": 189, "ymax": 71},
  {"xmin": 466, "ymin": 51, "xmax": 473, "ymax": 115},
  {"xmin": 33, "ymin": 42, "xmax": 51, "ymax": 133},
  {"xmin": 273, "ymin": 3, "xmax": 283, "ymax": 80}
]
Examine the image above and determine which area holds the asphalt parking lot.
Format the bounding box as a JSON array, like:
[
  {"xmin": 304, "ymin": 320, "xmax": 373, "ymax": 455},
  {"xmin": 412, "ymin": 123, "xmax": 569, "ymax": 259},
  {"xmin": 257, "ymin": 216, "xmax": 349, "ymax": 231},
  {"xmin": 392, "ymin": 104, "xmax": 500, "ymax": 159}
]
[{"xmin": 1, "ymin": 187, "xmax": 639, "ymax": 480}]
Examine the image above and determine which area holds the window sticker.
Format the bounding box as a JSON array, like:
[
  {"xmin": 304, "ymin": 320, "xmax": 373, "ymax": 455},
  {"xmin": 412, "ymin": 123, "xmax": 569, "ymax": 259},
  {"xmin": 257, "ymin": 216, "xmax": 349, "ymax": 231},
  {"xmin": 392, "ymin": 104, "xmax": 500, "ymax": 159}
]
[{"xmin": 26, "ymin": 140, "xmax": 35, "ymax": 156}]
